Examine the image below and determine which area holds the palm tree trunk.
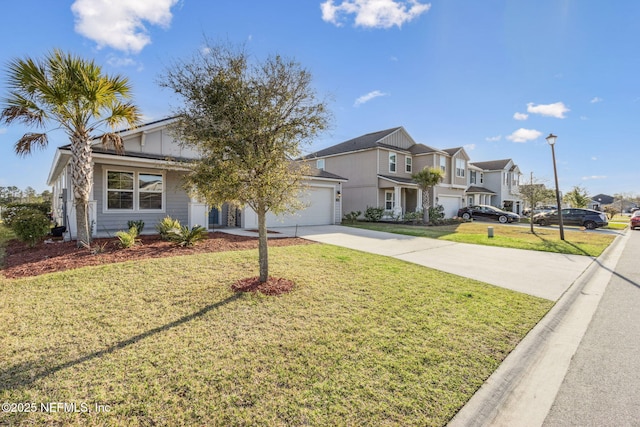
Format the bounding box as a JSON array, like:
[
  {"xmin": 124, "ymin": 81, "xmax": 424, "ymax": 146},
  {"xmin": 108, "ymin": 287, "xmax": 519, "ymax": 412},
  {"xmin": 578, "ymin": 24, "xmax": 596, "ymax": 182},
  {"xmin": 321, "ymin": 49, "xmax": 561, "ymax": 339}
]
[
  {"xmin": 70, "ymin": 132, "xmax": 93, "ymax": 248},
  {"xmin": 422, "ymin": 188, "xmax": 430, "ymax": 224},
  {"xmin": 257, "ymin": 205, "xmax": 269, "ymax": 283}
]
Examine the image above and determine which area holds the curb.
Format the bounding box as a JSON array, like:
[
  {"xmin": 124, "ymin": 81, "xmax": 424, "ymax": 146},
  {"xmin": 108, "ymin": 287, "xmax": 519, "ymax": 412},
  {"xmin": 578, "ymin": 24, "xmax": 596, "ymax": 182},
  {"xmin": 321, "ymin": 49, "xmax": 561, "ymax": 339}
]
[{"xmin": 447, "ymin": 229, "xmax": 630, "ymax": 427}]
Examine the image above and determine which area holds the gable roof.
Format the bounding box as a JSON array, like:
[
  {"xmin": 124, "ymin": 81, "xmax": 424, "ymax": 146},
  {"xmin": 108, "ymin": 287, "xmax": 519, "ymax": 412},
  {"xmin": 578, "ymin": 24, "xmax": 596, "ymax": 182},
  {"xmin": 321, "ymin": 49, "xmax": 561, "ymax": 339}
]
[
  {"xmin": 305, "ymin": 127, "xmax": 403, "ymax": 158},
  {"xmin": 470, "ymin": 159, "xmax": 513, "ymax": 171},
  {"xmin": 409, "ymin": 143, "xmax": 443, "ymax": 155},
  {"xmin": 590, "ymin": 194, "xmax": 614, "ymax": 204}
]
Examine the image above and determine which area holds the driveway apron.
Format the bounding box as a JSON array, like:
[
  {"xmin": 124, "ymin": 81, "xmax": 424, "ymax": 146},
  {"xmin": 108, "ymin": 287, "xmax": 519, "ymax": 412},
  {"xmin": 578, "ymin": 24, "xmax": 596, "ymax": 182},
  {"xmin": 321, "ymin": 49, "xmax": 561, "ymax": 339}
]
[{"xmin": 274, "ymin": 225, "xmax": 593, "ymax": 301}]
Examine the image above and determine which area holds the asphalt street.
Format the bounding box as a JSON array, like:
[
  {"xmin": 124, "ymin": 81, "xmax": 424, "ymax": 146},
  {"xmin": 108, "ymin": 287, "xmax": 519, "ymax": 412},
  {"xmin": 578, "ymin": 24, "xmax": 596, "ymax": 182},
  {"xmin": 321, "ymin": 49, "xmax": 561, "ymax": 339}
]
[{"xmin": 543, "ymin": 230, "xmax": 640, "ymax": 426}]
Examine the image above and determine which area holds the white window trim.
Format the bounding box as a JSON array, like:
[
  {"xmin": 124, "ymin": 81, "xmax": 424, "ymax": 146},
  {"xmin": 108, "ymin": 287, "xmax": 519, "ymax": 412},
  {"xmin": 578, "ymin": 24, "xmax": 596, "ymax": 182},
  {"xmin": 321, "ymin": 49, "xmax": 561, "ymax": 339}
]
[
  {"xmin": 440, "ymin": 155, "xmax": 447, "ymax": 173},
  {"xmin": 385, "ymin": 190, "xmax": 395, "ymax": 210},
  {"xmin": 104, "ymin": 168, "xmax": 166, "ymax": 214},
  {"xmin": 405, "ymin": 156, "xmax": 412, "ymax": 173},
  {"xmin": 316, "ymin": 159, "xmax": 325, "ymax": 170},
  {"xmin": 389, "ymin": 152, "xmax": 397, "ymax": 174},
  {"xmin": 456, "ymin": 158, "xmax": 465, "ymax": 178}
]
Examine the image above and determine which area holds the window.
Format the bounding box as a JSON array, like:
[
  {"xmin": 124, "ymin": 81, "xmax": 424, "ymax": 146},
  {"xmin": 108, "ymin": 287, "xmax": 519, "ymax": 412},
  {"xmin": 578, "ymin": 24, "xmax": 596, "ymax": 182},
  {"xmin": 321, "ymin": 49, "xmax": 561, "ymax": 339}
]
[
  {"xmin": 138, "ymin": 174, "xmax": 163, "ymax": 209},
  {"xmin": 470, "ymin": 170, "xmax": 477, "ymax": 184},
  {"xmin": 107, "ymin": 171, "xmax": 134, "ymax": 210},
  {"xmin": 316, "ymin": 159, "xmax": 325, "ymax": 170},
  {"xmin": 385, "ymin": 190, "xmax": 395, "ymax": 210},
  {"xmin": 440, "ymin": 156, "xmax": 447, "ymax": 173},
  {"xmin": 106, "ymin": 170, "xmax": 163, "ymax": 211},
  {"xmin": 405, "ymin": 156, "xmax": 412, "ymax": 173},
  {"xmin": 456, "ymin": 158, "xmax": 465, "ymax": 178},
  {"xmin": 503, "ymin": 172, "xmax": 509, "ymax": 185},
  {"xmin": 389, "ymin": 152, "xmax": 397, "ymax": 173}
]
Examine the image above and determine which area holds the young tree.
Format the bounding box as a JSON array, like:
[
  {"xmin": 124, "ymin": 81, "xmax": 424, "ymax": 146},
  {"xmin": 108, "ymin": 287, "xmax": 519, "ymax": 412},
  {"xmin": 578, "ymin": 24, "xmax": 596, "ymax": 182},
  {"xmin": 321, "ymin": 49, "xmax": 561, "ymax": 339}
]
[
  {"xmin": 518, "ymin": 174, "xmax": 555, "ymax": 233},
  {"xmin": 412, "ymin": 167, "xmax": 444, "ymax": 224},
  {"xmin": 1, "ymin": 49, "xmax": 140, "ymax": 247},
  {"xmin": 563, "ymin": 185, "xmax": 590, "ymax": 208},
  {"xmin": 160, "ymin": 42, "xmax": 331, "ymax": 283}
]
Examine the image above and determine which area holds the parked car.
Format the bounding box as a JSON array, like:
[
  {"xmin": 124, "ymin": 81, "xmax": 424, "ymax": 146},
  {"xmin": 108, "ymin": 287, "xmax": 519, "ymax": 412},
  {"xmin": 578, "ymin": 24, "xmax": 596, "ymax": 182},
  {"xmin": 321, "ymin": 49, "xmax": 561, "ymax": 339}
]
[
  {"xmin": 533, "ymin": 208, "xmax": 608, "ymax": 229},
  {"xmin": 631, "ymin": 211, "xmax": 640, "ymax": 230},
  {"xmin": 522, "ymin": 205, "xmax": 556, "ymax": 217},
  {"xmin": 457, "ymin": 205, "xmax": 520, "ymax": 223}
]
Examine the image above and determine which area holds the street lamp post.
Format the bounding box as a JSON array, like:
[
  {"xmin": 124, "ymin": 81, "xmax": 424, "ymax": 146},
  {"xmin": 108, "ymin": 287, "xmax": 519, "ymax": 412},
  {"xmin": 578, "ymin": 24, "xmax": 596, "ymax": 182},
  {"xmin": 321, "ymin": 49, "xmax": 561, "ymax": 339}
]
[{"xmin": 546, "ymin": 133, "xmax": 565, "ymax": 240}]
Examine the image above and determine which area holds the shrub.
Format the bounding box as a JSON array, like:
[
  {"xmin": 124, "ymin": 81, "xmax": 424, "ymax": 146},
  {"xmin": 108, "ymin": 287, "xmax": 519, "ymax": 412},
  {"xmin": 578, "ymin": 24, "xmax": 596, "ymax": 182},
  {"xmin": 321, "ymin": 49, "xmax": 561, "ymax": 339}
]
[
  {"xmin": 342, "ymin": 211, "xmax": 361, "ymax": 224},
  {"xmin": 364, "ymin": 206, "xmax": 384, "ymax": 222},
  {"xmin": 115, "ymin": 227, "xmax": 141, "ymax": 248},
  {"xmin": 167, "ymin": 225, "xmax": 208, "ymax": 247},
  {"xmin": 10, "ymin": 209, "xmax": 51, "ymax": 247},
  {"xmin": 1, "ymin": 202, "xmax": 50, "ymax": 228},
  {"xmin": 428, "ymin": 204, "xmax": 446, "ymax": 225},
  {"xmin": 403, "ymin": 210, "xmax": 423, "ymax": 224},
  {"xmin": 156, "ymin": 216, "xmax": 182, "ymax": 240},
  {"xmin": 127, "ymin": 220, "xmax": 145, "ymax": 234}
]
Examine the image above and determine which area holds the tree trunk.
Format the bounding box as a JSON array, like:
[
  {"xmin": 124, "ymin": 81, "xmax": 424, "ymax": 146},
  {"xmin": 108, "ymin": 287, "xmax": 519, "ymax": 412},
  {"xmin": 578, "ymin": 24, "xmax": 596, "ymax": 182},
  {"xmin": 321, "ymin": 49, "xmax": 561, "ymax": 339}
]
[
  {"xmin": 422, "ymin": 187, "xmax": 430, "ymax": 225},
  {"xmin": 257, "ymin": 205, "xmax": 269, "ymax": 283},
  {"xmin": 70, "ymin": 132, "xmax": 93, "ymax": 248}
]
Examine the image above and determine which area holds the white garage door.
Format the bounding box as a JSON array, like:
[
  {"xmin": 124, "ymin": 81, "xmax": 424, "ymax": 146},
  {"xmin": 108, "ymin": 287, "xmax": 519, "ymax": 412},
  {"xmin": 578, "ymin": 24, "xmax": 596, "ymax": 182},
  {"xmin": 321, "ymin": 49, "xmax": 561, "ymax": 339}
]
[
  {"xmin": 265, "ymin": 186, "xmax": 334, "ymax": 227},
  {"xmin": 438, "ymin": 196, "xmax": 461, "ymax": 218}
]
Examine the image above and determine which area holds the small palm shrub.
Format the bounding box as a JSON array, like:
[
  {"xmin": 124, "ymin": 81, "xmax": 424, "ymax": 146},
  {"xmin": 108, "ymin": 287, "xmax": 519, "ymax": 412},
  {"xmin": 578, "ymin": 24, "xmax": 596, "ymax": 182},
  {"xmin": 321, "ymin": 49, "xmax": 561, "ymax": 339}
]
[
  {"xmin": 127, "ymin": 220, "xmax": 145, "ymax": 234},
  {"xmin": 115, "ymin": 227, "xmax": 140, "ymax": 248},
  {"xmin": 10, "ymin": 209, "xmax": 51, "ymax": 247},
  {"xmin": 167, "ymin": 225, "xmax": 208, "ymax": 247},
  {"xmin": 156, "ymin": 216, "xmax": 182, "ymax": 240}
]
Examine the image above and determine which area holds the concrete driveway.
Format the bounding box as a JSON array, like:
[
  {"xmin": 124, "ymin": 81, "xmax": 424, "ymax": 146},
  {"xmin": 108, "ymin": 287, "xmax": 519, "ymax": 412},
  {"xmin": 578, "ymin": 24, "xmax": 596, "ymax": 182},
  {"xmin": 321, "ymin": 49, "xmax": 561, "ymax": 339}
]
[{"xmin": 274, "ymin": 225, "xmax": 594, "ymax": 301}]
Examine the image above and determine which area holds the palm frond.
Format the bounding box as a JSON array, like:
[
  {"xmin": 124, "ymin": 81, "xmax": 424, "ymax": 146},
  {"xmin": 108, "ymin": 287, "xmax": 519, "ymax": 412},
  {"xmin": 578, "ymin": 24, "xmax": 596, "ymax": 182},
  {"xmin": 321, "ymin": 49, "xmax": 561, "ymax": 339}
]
[
  {"xmin": 14, "ymin": 133, "xmax": 48, "ymax": 156},
  {"xmin": 100, "ymin": 133, "xmax": 125, "ymax": 154}
]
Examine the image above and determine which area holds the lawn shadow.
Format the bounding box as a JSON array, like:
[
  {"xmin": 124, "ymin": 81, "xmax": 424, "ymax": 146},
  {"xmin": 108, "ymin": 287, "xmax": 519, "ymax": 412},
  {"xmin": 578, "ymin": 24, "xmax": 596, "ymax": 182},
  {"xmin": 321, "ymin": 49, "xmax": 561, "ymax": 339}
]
[{"xmin": 0, "ymin": 293, "xmax": 242, "ymax": 392}]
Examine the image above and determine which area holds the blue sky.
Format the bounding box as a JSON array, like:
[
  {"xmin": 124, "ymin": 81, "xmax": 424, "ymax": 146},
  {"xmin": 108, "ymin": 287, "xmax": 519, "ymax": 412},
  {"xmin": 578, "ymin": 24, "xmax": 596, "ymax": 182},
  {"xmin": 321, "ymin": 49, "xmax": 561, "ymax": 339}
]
[{"xmin": 1, "ymin": 0, "xmax": 638, "ymax": 197}]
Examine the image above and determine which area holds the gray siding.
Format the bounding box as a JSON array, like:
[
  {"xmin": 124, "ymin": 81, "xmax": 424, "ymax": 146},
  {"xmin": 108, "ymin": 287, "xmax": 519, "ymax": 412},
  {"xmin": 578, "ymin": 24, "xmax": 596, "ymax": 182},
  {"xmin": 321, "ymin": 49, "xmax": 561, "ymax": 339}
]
[{"xmin": 94, "ymin": 163, "xmax": 189, "ymax": 234}]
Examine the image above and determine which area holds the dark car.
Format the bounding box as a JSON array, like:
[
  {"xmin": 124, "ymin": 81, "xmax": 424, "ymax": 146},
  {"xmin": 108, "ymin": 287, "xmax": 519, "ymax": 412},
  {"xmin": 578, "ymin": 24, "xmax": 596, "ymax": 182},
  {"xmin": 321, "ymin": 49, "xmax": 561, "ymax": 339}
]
[
  {"xmin": 457, "ymin": 205, "xmax": 520, "ymax": 223},
  {"xmin": 631, "ymin": 211, "xmax": 640, "ymax": 230},
  {"xmin": 533, "ymin": 208, "xmax": 608, "ymax": 229}
]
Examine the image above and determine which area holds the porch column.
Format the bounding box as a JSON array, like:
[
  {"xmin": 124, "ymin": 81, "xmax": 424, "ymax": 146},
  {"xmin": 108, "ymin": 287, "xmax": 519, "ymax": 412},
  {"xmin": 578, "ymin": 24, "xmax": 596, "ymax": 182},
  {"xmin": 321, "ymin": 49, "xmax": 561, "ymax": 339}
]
[
  {"xmin": 393, "ymin": 186, "xmax": 402, "ymax": 217},
  {"xmin": 417, "ymin": 189, "xmax": 423, "ymax": 212}
]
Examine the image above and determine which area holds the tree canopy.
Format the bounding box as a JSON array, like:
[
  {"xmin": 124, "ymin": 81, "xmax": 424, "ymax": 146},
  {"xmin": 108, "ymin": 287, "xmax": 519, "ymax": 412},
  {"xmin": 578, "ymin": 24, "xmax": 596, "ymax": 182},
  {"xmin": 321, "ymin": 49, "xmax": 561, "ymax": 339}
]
[{"xmin": 160, "ymin": 42, "xmax": 331, "ymax": 282}]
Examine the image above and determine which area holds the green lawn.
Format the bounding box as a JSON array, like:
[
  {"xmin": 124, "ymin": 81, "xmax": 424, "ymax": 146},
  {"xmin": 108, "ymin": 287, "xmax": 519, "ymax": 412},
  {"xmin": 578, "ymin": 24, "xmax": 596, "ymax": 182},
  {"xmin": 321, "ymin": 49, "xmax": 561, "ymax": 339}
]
[
  {"xmin": 346, "ymin": 221, "xmax": 615, "ymax": 256},
  {"xmin": 0, "ymin": 242, "xmax": 552, "ymax": 426}
]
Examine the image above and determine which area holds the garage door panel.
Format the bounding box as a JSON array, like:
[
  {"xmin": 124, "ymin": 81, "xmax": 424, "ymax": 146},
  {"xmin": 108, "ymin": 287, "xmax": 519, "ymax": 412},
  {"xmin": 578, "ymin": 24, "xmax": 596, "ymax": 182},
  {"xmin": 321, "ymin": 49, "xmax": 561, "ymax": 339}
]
[
  {"xmin": 438, "ymin": 196, "xmax": 461, "ymax": 219},
  {"xmin": 266, "ymin": 187, "xmax": 333, "ymax": 227}
]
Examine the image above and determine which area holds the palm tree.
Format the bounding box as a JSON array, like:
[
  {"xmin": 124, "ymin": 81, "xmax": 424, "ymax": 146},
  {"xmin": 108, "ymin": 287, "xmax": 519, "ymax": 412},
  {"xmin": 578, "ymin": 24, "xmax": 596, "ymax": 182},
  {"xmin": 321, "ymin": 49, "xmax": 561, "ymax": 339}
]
[
  {"xmin": 1, "ymin": 49, "xmax": 140, "ymax": 247},
  {"xmin": 412, "ymin": 167, "xmax": 444, "ymax": 224}
]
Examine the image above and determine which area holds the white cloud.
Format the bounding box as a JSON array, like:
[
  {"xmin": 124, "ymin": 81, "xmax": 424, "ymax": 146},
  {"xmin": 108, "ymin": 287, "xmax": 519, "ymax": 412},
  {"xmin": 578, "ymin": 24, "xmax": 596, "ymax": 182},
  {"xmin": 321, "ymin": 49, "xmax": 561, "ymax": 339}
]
[
  {"xmin": 590, "ymin": 97, "xmax": 603, "ymax": 103},
  {"xmin": 591, "ymin": 156, "xmax": 597, "ymax": 161},
  {"xmin": 321, "ymin": 0, "xmax": 431, "ymax": 28},
  {"xmin": 513, "ymin": 112, "xmax": 528, "ymax": 121},
  {"xmin": 526, "ymin": 102, "xmax": 570, "ymax": 119},
  {"xmin": 354, "ymin": 90, "xmax": 388, "ymax": 106},
  {"xmin": 506, "ymin": 128, "xmax": 542, "ymax": 143},
  {"xmin": 582, "ymin": 175, "xmax": 607, "ymax": 181},
  {"xmin": 485, "ymin": 135, "xmax": 501, "ymax": 142},
  {"xmin": 71, "ymin": 0, "xmax": 179, "ymax": 54},
  {"xmin": 464, "ymin": 143, "xmax": 476, "ymax": 151},
  {"xmin": 0, "ymin": 128, "xmax": 7, "ymax": 135}
]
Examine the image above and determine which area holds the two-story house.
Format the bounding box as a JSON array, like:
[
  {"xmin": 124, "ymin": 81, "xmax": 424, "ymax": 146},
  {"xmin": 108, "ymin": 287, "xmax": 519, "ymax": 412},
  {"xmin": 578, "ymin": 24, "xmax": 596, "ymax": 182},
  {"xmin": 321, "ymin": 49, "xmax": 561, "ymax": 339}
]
[
  {"xmin": 304, "ymin": 127, "xmax": 469, "ymax": 218},
  {"xmin": 467, "ymin": 159, "xmax": 523, "ymax": 214}
]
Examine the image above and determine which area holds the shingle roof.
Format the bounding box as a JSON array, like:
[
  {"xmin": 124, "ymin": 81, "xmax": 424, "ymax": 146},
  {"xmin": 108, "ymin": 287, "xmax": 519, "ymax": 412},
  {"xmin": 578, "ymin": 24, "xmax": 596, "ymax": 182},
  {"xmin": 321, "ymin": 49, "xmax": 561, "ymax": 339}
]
[
  {"xmin": 378, "ymin": 174, "xmax": 417, "ymax": 185},
  {"xmin": 470, "ymin": 159, "xmax": 513, "ymax": 171},
  {"xmin": 304, "ymin": 127, "xmax": 402, "ymax": 158},
  {"xmin": 442, "ymin": 147, "xmax": 463, "ymax": 156},
  {"xmin": 466, "ymin": 186, "xmax": 496, "ymax": 194},
  {"xmin": 409, "ymin": 143, "xmax": 441, "ymax": 155}
]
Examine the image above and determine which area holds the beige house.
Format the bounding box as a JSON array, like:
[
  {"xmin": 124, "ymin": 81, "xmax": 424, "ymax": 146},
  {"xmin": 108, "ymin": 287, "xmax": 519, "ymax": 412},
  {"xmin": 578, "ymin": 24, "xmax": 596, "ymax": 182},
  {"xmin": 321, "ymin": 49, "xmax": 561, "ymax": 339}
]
[{"xmin": 304, "ymin": 127, "xmax": 470, "ymax": 219}]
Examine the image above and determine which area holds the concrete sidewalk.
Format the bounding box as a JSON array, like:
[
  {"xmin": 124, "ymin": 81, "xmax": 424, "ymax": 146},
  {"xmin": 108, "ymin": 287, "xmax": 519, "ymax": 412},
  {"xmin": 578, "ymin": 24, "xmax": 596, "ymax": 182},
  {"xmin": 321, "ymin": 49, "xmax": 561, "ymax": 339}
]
[{"xmin": 272, "ymin": 225, "xmax": 593, "ymax": 301}]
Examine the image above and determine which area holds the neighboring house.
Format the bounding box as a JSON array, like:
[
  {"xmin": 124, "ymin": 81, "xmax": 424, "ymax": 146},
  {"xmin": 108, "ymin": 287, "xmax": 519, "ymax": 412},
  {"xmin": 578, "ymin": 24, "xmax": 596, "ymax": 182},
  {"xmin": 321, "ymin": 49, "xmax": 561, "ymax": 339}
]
[
  {"xmin": 589, "ymin": 193, "xmax": 614, "ymax": 211},
  {"xmin": 303, "ymin": 127, "xmax": 469, "ymax": 218},
  {"xmin": 467, "ymin": 159, "xmax": 523, "ymax": 214},
  {"xmin": 47, "ymin": 118, "xmax": 346, "ymax": 239}
]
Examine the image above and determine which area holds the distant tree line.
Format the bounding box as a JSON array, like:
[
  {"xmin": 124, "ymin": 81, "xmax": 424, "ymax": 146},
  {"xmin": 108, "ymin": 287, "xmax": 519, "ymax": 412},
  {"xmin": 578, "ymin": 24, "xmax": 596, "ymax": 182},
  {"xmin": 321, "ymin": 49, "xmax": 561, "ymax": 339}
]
[{"xmin": 0, "ymin": 186, "xmax": 52, "ymax": 206}]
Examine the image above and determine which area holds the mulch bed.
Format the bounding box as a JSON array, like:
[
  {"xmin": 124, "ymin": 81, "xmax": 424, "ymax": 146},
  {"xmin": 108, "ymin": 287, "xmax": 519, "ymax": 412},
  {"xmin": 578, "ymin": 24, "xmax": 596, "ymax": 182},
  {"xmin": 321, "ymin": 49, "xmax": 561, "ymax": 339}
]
[
  {"xmin": 2, "ymin": 233, "xmax": 313, "ymax": 291},
  {"xmin": 231, "ymin": 276, "xmax": 296, "ymax": 296}
]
